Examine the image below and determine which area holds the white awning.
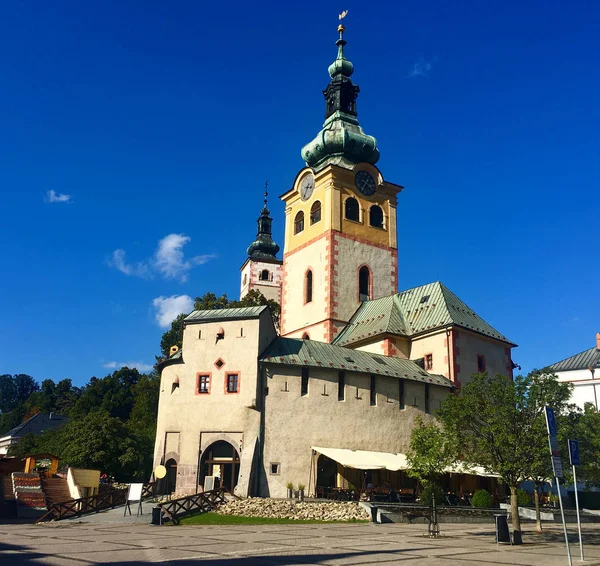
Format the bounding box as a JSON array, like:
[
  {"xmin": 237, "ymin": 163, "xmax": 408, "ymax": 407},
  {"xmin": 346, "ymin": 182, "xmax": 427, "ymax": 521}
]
[
  {"xmin": 312, "ymin": 446, "xmax": 499, "ymax": 477},
  {"xmin": 312, "ymin": 446, "xmax": 408, "ymax": 471}
]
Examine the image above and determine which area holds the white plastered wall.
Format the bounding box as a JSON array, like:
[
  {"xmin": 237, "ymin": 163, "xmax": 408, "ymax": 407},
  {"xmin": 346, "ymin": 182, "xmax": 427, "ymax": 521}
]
[
  {"xmin": 260, "ymin": 365, "xmax": 449, "ymax": 498},
  {"xmin": 153, "ymin": 310, "xmax": 277, "ymax": 496}
]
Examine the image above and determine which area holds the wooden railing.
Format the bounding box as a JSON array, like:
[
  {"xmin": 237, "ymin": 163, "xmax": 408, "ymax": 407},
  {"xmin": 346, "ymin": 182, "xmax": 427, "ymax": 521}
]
[
  {"xmin": 158, "ymin": 488, "xmax": 230, "ymax": 525},
  {"xmin": 35, "ymin": 482, "xmax": 156, "ymax": 523}
]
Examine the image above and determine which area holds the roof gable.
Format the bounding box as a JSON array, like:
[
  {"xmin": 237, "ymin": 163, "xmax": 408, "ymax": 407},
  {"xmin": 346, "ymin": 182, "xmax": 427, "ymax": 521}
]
[{"xmin": 333, "ymin": 281, "xmax": 515, "ymax": 347}]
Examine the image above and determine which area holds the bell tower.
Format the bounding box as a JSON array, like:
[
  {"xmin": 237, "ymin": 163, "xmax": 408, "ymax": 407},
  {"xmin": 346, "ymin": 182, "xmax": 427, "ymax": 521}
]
[
  {"xmin": 240, "ymin": 184, "xmax": 282, "ymax": 303},
  {"xmin": 280, "ymin": 18, "xmax": 403, "ymax": 343}
]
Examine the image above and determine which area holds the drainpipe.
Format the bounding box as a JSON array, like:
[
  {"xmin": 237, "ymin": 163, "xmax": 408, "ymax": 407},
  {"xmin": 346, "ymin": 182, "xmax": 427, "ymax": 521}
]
[{"xmin": 445, "ymin": 328, "xmax": 453, "ymax": 383}]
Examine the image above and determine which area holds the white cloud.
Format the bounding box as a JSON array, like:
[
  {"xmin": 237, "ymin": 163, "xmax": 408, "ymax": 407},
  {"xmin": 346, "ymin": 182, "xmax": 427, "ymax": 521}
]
[
  {"xmin": 109, "ymin": 249, "xmax": 151, "ymax": 278},
  {"xmin": 103, "ymin": 361, "xmax": 154, "ymax": 372},
  {"xmin": 153, "ymin": 294, "xmax": 194, "ymax": 328},
  {"xmin": 109, "ymin": 233, "xmax": 214, "ymax": 283},
  {"xmin": 408, "ymin": 57, "xmax": 433, "ymax": 78},
  {"xmin": 46, "ymin": 189, "xmax": 72, "ymax": 203},
  {"xmin": 154, "ymin": 234, "xmax": 214, "ymax": 282}
]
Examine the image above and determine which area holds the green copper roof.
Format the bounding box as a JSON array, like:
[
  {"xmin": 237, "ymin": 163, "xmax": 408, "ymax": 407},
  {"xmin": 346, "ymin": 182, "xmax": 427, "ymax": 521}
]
[
  {"xmin": 246, "ymin": 186, "xmax": 280, "ymax": 261},
  {"xmin": 185, "ymin": 305, "xmax": 268, "ymax": 323},
  {"xmin": 549, "ymin": 346, "xmax": 600, "ymax": 372},
  {"xmin": 301, "ymin": 23, "xmax": 379, "ymax": 171},
  {"xmin": 260, "ymin": 337, "xmax": 453, "ymax": 388},
  {"xmin": 333, "ymin": 282, "xmax": 516, "ymax": 347}
]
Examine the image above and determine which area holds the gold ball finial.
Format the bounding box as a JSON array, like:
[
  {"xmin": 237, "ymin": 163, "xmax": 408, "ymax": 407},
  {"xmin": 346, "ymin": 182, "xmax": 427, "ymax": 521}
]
[{"xmin": 338, "ymin": 10, "xmax": 348, "ymax": 36}]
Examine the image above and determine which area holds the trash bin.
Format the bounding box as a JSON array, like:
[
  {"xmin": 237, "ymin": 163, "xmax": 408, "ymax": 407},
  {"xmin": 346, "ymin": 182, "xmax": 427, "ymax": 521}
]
[
  {"xmin": 151, "ymin": 506, "xmax": 162, "ymax": 526},
  {"xmin": 494, "ymin": 513, "xmax": 510, "ymax": 543}
]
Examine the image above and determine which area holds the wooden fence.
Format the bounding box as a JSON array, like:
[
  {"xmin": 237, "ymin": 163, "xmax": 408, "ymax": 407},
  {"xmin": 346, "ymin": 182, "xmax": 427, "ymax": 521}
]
[
  {"xmin": 158, "ymin": 488, "xmax": 230, "ymax": 525},
  {"xmin": 36, "ymin": 482, "xmax": 156, "ymax": 523}
]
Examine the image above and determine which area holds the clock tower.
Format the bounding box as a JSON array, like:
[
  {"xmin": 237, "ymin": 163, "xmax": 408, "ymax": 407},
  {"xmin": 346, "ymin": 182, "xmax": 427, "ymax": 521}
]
[{"xmin": 280, "ymin": 20, "xmax": 402, "ymax": 342}]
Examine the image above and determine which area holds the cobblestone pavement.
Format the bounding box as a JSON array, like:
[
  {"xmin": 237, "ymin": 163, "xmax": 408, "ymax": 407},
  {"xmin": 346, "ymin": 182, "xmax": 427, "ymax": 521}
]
[{"xmin": 1, "ymin": 520, "xmax": 600, "ymax": 565}]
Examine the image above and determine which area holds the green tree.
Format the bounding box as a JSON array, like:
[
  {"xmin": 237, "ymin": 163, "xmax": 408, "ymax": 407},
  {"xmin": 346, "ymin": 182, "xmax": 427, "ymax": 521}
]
[
  {"xmin": 70, "ymin": 367, "xmax": 141, "ymax": 421},
  {"xmin": 406, "ymin": 418, "xmax": 457, "ymax": 527},
  {"xmin": 560, "ymin": 403, "xmax": 600, "ymax": 487},
  {"xmin": 158, "ymin": 313, "xmax": 187, "ymax": 360},
  {"xmin": 193, "ymin": 292, "xmax": 231, "ymax": 311},
  {"xmin": 437, "ymin": 370, "xmax": 572, "ymax": 540}
]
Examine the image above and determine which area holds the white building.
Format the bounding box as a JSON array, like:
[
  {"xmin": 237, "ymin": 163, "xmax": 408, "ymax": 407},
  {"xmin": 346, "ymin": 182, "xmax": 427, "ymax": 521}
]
[{"xmin": 549, "ymin": 333, "xmax": 600, "ymax": 411}]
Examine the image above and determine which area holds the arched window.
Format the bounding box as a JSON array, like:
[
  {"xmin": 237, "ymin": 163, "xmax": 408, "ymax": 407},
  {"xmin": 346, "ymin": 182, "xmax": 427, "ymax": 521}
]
[
  {"xmin": 294, "ymin": 211, "xmax": 304, "ymax": 234},
  {"xmin": 242, "ymin": 273, "xmax": 247, "ymax": 286},
  {"xmin": 369, "ymin": 205, "xmax": 384, "ymax": 229},
  {"xmin": 345, "ymin": 197, "xmax": 360, "ymax": 222},
  {"xmin": 310, "ymin": 201, "xmax": 321, "ymax": 225},
  {"xmin": 359, "ymin": 266, "xmax": 371, "ymax": 302},
  {"xmin": 259, "ymin": 269, "xmax": 270, "ymax": 281},
  {"xmin": 305, "ymin": 270, "xmax": 313, "ymax": 303},
  {"xmin": 302, "ymin": 332, "xmax": 310, "ymax": 340}
]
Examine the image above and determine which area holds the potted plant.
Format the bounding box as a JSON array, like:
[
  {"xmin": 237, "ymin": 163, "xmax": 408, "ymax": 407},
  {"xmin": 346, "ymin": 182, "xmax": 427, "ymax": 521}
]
[
  {"xmin": 298, "ymin": 483, "xmax": 306, "ymax": 502},
  {"xmin": 286, "ymin": 482, "xmax": 294, "ymax": 499}
]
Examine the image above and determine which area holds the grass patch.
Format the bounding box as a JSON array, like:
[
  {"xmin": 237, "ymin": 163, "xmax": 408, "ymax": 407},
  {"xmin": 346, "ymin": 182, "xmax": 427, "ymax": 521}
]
[{"xmin": 178, "ymin": 512, "xmax": 369, "ymax": 526}]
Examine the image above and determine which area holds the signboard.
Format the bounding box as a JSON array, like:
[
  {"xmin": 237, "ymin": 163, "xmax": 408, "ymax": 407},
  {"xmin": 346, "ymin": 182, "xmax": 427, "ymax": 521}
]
[
  {"xmin": 545, "ymin": 407, "xmax": 558, "ymax": 436},
  {"xmin": 545, "ymin": 407, "xmax": 563, "ymax": 478},
  {"xmin": 569, "ymin": 439, "xmax": 581, "ymax": 466},
  {"xmin": 552, "ymin": 456, "xmax": 564, "ymax": 479},
  {"xmin": 127, "ymin": 483, "xmax": 144, "ymax": 502}
]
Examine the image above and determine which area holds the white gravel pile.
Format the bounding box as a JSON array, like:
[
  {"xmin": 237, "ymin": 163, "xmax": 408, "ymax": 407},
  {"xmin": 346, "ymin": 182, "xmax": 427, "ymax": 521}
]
[{"xmin": 216, "ymin": 498, "xmax": 370, "ymax": 521}]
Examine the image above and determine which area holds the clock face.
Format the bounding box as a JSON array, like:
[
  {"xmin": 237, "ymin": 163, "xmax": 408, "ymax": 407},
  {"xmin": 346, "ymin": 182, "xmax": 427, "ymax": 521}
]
[
  {"xmin": 355, "ymin": 170, "xmax": 376, "ymax": 196},
  {"xmin": 300, "ymin": 173, "xmax": 315, "ymax": 201}
]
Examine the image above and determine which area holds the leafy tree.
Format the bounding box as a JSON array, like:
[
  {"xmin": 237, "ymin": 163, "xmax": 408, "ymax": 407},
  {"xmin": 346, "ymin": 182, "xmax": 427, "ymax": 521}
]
[
  {"xmin": 194, "ymin": 292, "xmax": 231, "ymax": 311},
  {"xmin": 406, "ymin": 418, "xmax": 457, "ymax": 526},
  {"xmin": 158, "ymin": 313, "xmax": 187, "ymax": 360},
  {"xmin": 70, "ymin": 367, "xmax": 141, "ymax": 421},
  {"xmin": 0, "ymin": 374, "xmax": 38, "ymax": 413},
  {"xmin": 437, "ymin": 370, "xmax": 572, "ymax": 540},
  {"xmin": 560, "ymin": 403, "xmax": 600, "ymax": 487}
]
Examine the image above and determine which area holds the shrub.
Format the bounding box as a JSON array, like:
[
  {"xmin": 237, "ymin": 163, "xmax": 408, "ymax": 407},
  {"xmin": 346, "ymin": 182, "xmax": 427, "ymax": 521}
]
[
  {"xmin": 286, "ymin": 482, "xmax": 294, "ymax": 490},
  {"xmin": 471, "ymin": 489, "xmax": 494, "ymax": 508},
  {"xmin": 516, "ymin": 489, "xmax": 531, "ymax": 507},
  {"xmin": 298, "ymin": 483, "xmax": 306, "ymax": 492},
  {"xmin": 419, "ymin": 484, "xmax": 445, "ymax": 506}
]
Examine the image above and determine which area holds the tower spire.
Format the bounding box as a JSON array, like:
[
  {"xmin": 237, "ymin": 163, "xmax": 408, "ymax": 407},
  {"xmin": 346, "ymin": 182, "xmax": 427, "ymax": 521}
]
[
  {"xmin": 246, "ymin": 182, "xmax": 280, "ymax": 261},
  {"xmin": 301, "ymin": 13, "xmax": 379, "ymax": 171}
]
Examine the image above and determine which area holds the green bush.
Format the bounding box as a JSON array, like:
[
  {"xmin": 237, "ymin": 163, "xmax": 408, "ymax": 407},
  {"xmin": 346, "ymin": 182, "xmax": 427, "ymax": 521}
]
[
  {"xmin": 516, "ymin": 489, "xmax": 531, "ymax": 507},
  {"xmin": 471, "ymin": 489, "xmax": 493, "ymax": 508},
  {"xmin": 419, "ymin": 484, "xmax": 445, "ymax": 506}
]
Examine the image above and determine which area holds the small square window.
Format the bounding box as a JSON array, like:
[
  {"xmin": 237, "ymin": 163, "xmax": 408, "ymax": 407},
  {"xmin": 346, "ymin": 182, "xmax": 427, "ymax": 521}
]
[{"xmin": 270, "ymin": 463, "xmax": 280, "ymax": 475}]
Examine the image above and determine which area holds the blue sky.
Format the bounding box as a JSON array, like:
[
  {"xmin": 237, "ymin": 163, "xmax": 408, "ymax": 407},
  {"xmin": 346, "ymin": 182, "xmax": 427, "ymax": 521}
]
[{"xmin": 0, "ymin": 1, "xmax": 598, "ymax": 386}]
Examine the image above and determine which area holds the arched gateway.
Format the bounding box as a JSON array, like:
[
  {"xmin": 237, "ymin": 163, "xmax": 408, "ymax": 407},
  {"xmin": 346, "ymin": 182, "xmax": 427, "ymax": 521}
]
[{"xmin": 200, "ymin": 440, "xmax": 240, "ymax": 492}]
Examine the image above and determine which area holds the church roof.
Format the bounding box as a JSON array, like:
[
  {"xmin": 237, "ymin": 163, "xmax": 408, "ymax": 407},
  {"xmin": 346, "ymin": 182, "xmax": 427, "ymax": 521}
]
[
  {"xmin": 333, "ymin": 281, "xmax": 516, "ymax": 347},
  {"xmin": 260, "ymin": 337, "xmax": 453, "ymax": 388},
  {"xmin": 184, "ymin": 305, "xmax": 268, "ymax": 323},
  {"xmin": 549, "ymin": 346, "xmax": 600, "ymax": 372}
]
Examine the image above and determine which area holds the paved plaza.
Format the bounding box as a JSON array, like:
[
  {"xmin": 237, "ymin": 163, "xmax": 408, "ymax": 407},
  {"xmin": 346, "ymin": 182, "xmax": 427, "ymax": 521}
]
[{"xmin": 1, "ymin": 520, "xmax": 600, "ymax": 565}]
